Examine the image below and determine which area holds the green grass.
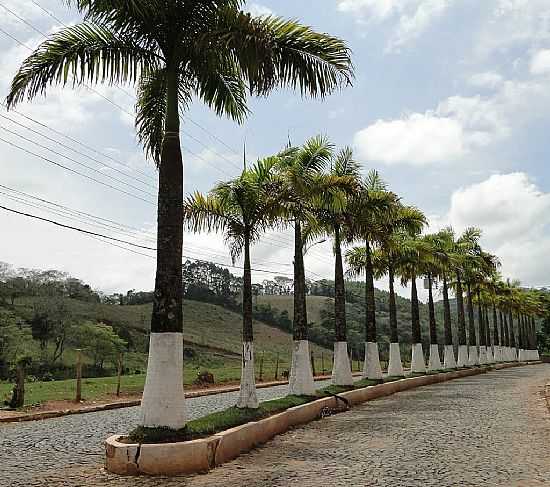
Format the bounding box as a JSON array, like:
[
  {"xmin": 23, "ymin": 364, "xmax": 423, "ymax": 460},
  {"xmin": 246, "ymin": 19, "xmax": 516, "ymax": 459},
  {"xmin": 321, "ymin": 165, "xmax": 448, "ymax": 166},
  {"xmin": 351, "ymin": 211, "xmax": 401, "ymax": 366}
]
[
  {"xmin": 255, "ymin": 295, "xmax": 330, "ymax": 325},
  {"xmin": 127, "ymin": 395, "xmax": 314, "ymax": 443},
  {"xmin": 353, "ymin": 378, "xmax": 383, "ymax": 388}
]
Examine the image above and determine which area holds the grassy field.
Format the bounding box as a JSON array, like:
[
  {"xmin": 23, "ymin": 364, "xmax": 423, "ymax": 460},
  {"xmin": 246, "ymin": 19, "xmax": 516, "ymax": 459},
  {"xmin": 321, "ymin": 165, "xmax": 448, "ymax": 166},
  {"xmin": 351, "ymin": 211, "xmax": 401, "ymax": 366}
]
[
  {"xmin": 2, "ymin": 297, "xmax": 338, "ymax": 407},
  {"xmin": 0, "ymin": 352, "xmax": 365, "ymax": 407}
]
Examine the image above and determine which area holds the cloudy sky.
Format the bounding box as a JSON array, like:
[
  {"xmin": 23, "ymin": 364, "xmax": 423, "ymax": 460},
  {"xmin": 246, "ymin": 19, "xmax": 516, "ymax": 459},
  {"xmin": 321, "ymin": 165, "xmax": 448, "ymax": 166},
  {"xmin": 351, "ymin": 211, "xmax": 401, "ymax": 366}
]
[{"xmin": 0, "ymin": 0, "xmax": 549, "ymax": 299}]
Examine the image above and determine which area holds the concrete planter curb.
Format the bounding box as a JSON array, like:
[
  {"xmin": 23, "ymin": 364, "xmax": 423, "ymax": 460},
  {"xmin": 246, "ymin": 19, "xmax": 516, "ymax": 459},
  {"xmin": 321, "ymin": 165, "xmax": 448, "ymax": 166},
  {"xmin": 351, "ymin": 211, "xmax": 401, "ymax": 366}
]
[{"xmin": 105, "ymin": 362, "xmax": 534, "ymax": 476}]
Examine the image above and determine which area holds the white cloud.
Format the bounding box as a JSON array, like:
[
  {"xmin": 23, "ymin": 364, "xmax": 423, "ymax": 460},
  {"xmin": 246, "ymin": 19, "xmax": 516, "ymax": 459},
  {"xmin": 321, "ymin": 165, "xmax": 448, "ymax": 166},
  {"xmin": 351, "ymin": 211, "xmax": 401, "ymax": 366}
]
[
  {"xmin": 530, "ymin": 49, "xmax": 550, "ymax": 75},
  {"xmin": 353, "ymin": 76, "xmax": 549, "ymax": 165},
  {"xmin": 435, "ymin": 173, "xmax": 550, "ymax": 287},
  {"xmin": 337, "ymin": 0, "xmax": 454, "ymax": 51},
  {"xmin": 354, "ymin": 113, "xmax": 464, "ymax": 165},
  {"xmin": 467, "ymin": 71, "xmax": 504, "ymax": 89},
  {"xmin": 475, "ymin": 0, "xmax": 550, "ymax": 59}
]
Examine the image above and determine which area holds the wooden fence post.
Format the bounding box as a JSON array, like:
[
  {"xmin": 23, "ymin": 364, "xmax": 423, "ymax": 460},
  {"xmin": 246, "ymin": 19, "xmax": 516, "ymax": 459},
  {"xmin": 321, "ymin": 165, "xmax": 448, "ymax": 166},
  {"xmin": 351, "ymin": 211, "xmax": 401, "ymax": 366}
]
[
  {"xmin": 116, "ymin": 353, "xmax": 123, "ymax": 397},
  {"xmin": 75, "ymin": 349, "xmax": 82, "ymax": 403}
]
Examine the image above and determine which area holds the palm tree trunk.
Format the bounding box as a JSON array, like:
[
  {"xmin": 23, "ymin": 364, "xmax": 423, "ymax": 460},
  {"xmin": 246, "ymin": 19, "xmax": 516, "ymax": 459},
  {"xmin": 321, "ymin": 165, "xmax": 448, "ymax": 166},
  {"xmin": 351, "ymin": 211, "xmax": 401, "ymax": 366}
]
[
  {"xmin": 237, "ymin": 228, "xmax": 259, "ymax": 408},
  {"xmin": 140, "ymin": 67, "xmax": 185, "ymax": 429},
  {"xmin": 477, "ymin": 291, "xmax": 487, "ymax": 364},
  {"xmin": 363, "ymin": 239, "xmax": 382, "ymax": 380},
  {"xmin": 427, "ymin": 273, "xmax": 441, "ymax": 371},
  {"xmin": 388, "ymin": 260, "xmax": 398, "ymax": 343},
  {"xmin": 442, "ymin": 274, "xmax": 456, "ymax": 369},
  {"xmin": 332, "ymin": 223, "xmax": 353, "ymax": 385},
  {"xmin": 493, "ymin": 305, "xmax": 500, "ymax": 361},
  {"xmin": 466, "ymin": 282, "xmax": 478, "ymax": 365},
  {"xmin": 410, "ymin": 276, "xmax": 425, "ymax": 373},
  {"xmin": 288, "ymin": 219, "xmax": 315, "ymax": 395},
  {"xmin": 293, "ymin": 220, "xmax": 308, "ymax": 340},
  {"xmin": 484, "ymin": 306, "xmax": 493, "ymax": 363},
  {"xmin": 456, "ymin": 272, "xmax": 468, "ymax": 367},
  {"xmin": 387, "ymin": 259, "xmax": 404, "ymax": 377}
]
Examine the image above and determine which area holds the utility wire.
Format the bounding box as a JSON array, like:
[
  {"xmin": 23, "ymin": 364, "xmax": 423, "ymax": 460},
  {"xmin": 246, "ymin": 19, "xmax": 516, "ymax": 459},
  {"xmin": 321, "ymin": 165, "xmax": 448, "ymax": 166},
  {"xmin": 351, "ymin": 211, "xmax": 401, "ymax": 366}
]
[
  {"xmin": 0, "ymin": 136, "xmax": 156, "ymax": 205},
  {"xmin": 0, "ymin": 204, "xmax": 296, "ymax": 276}
]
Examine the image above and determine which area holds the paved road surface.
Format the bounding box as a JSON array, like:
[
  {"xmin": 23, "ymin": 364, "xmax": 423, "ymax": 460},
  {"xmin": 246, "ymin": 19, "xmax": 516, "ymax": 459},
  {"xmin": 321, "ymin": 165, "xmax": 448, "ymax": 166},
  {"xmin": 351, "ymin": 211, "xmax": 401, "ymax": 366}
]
[{"xmin": 3, "ymin": 365, "xmax": 550, "ymax": 486}]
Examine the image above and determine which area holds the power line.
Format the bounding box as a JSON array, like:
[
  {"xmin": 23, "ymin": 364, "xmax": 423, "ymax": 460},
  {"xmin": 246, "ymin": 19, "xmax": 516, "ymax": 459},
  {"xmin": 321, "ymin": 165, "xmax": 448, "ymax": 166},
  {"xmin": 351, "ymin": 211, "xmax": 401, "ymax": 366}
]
[
  {"xmin": 0, "ymin": 203, "xmax": 295, "ymax": 276},
  {"xmin": 0, "ymin": 123, "xmax": 158, "ymax": 198},
  {"xmin": 0, "ymin": 136, "xmax": 156, "ymax": 206},
  {"xmin": 0, "ymin": 113, "xmax": 156, "ymax": 190}
]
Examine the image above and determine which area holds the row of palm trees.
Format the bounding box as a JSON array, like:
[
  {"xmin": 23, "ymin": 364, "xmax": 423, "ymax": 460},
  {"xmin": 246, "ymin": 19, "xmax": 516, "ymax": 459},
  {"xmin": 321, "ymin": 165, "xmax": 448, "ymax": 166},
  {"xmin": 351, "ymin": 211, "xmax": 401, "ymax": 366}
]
[{"xmin": 183, "ymin": 136, "xmax": 543, "ymax": 408}]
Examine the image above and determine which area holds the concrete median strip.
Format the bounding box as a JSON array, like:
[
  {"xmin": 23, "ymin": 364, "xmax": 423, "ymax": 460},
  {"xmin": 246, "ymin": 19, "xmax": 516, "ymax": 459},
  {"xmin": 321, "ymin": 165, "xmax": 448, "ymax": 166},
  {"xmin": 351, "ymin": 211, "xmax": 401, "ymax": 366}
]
[{"xmin": 105, "ymin": 361, "xmax": 537, "ymax": 476}]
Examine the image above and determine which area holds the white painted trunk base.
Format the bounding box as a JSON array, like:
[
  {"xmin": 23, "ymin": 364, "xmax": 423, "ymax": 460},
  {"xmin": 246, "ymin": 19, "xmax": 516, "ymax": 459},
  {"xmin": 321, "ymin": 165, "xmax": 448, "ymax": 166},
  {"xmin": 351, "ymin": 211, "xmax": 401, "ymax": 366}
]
[
  {"xmin": 468, "ymin": 346, "xmax": 479, "ymax": 366},
  {"xmin": 534, "ymin": 350, "xmax": 540, "ymax": 361},
  {"xmin": 493, "ymin": 346, "xmax": 502, "ymax": 362},
  {"xmin": 443, "ymin": 345, "xmax": 457, "ymax": 369},
  {"xmin": 410, "ymin": 343, "xmax": 426, "ymax": 373},
  {"xmin": 428, "ymin": 344, "xmax": 442, "ymax": 371},
  {"xmin": 518, "ymin": 349, "xmax": 526, "ymax": 361},
  {"xmin": 288, "ymin": 340, "xmax": 316, "ymax": 396},
  {"xmin": 362, "ymin": 342, "xmax": 383, "ymax": 380},
  {"xmin": 503, "ymin": 347, "xmax": 510, "ymax": 361},
  {"xmin": 387, "ymin": 342, "xmax": 405, "ymax": 377},
  {"xmin": 237, "ymin": 342, "xmax": 259, "ymax": 409},
  {"xmin": 457, "ymin": 345, "xmax": 469, "ymax": 367},
  {"xmin": 140, "ymin": 332, "xmax": 186, "ymax": 429},
  {"xmin": 486, "ymin": 346, "xmax": 494, "ymax": 364},
  {"xmin": 511, "ymin": 348, "xmax": 518, "ymax": 361},
  {"xmin": 478, "ymin": 346, "xmax": 487, "ymax": 365},
  {"xmin": 332, "ymin": 341, "xmax": 353, "ymax": 386}
]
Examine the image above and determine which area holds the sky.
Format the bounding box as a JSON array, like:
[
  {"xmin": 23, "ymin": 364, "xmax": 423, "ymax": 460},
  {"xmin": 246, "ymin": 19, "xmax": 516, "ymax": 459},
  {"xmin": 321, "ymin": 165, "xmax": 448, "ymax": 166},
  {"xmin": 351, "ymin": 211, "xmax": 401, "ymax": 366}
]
[{"xmin": 0, "ymin": 0, "xmax": 549, "ymax": 300}]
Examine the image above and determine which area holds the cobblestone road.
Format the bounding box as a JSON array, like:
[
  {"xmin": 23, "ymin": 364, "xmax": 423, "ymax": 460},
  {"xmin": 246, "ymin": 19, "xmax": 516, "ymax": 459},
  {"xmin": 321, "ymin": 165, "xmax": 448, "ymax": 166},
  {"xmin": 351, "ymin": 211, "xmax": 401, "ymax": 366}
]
[
  {"xmin": 0, "ymin": 379, "xmax": 331, "ymax": 486},
  {"xmin": 3, "ymin": 365, "xmax": 550, "ymax": 486}
]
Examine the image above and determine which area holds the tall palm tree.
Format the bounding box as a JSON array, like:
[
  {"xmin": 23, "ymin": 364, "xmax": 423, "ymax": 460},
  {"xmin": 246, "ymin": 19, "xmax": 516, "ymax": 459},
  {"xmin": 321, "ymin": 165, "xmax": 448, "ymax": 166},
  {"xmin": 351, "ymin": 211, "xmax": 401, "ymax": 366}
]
[
  {"xmin": 456, "ymin": 228, "xmax": 483, "ymax": 366},
  {"xmin": 312, "ymin": 148, "xmax": 360, "ymax": 385},
  {"xmin": 275, "ymin": 136, "xmax": 333, "ymax": 396},
  {"xmin": 346, "ymin": 203, "xmax": 426, "ymax": 378},
  {"xmin": 396, "ymin": 236, "xmax": 427, "ymax": 373},
  {"xmin": 430, "ymin": 227, "xmax": 458, "ymax": 369},
  {"xmin": 6, "ymin": 1, "xmax": 353, "ymax": 428},
  {"xmin": 344, "ymin": 171, "xmax": 399, "ymax": 380},
  {"xmin": 420, "ymin": 233, "xmax": 445, "ymax": 372},
  {"xmin": 184, "ymin": 158, "xmax": 282, "ymax": 408}
]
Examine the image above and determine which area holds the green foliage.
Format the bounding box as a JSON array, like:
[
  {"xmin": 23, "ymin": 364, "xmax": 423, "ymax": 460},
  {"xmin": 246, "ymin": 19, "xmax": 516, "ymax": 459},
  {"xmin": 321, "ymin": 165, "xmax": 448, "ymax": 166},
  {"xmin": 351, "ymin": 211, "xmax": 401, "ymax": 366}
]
[{"xmin": 71, "ymin": 322, "xmax": 127, "ymax": 370}]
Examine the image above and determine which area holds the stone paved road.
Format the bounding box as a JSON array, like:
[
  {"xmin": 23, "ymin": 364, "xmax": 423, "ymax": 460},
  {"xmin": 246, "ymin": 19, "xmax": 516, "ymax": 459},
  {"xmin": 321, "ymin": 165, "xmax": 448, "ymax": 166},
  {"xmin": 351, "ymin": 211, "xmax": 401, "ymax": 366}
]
[
  {"xmin": 4, "ymin": 365, "xmax": 550, "ymax": 486},
  {"xmin": 0, "ymin": 379, "xmax": 332, "ymax": 486}
]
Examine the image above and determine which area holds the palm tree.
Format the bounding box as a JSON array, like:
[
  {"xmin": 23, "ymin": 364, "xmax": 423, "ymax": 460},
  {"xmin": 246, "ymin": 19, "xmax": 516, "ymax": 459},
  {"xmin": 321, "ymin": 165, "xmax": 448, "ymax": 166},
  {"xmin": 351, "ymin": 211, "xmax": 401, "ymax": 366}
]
[
  {"xmin": 396, "ymin": 235, "xmax": 427, "ymax": 373},
  {"xmin": 312, "ymin": 148, "xmax": 360, "ymax": 385},
  {"xmin": 275, "ymin": 136, "xmax": 333, "ymax": 396},
  {"xmin": 344, "ymin": 171, "xmax": 399, "ymax": 380},
  {"xmin": 430, "ymin": 227, "xmax": 458, "ymax": 369},
  {"xmin": 6, "ymin": 1, "xmax": 353, "ymax": 428},
  {"xmin": 456, "ymin": 228, "xmax": 483, "ymax": 366},
  {"xmin": 420, "ymin": 233, "xmax": 444, "ymax": 372},
  {"xmin": 184, "ymin": 158, "xmax": 282, "ymax": 408},
  {"xmin": 346, "ymin": 202, "xmax": 425, "ymax": 378}
]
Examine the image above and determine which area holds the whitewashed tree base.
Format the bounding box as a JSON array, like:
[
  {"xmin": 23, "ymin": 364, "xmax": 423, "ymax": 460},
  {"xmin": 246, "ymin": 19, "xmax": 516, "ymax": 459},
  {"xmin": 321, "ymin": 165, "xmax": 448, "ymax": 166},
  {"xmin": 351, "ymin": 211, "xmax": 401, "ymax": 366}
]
[
  {"xmin": 410, "ymin": 343, "xmax": 426, "ymax": 373},
  {"xmin": 237, "ymin": 342, "xmax": 259, "ymax": 409},
  {"xmin": 443, "ymin": 345, "xmax": 456, "ymax": 369},
  {"xmin": 468, "ymin": 346, "xmax": 479, "ymax": 366},
  {"xmin": 486, "ymin": 346, "xmax": 494, "ymax": 364},
  {"xmin": 493, "ymin": 346, "xmax": 502, "ymax": 362},
  {"xmin": 332, "ymin": 341, "xmax": 353, "ymax": 386},
  {"xmin": 457, "ymin": 345, "xmax": 469, "ymax": 367},
  {"xmin": 288, "ymin": 340, "xmax": 316, "ymax": 396},
  {"xmin": 428, "ymin": 344, "xmax": 442, "ymax": 371},
  {"xmin": 479, "ymin": 346, "xmax": 487, "ymax": 365},
  {"xmin": 363, "ymin": 342, "xmax": 383, "ymax": 380},
  {"xmin": 387, "ymin": 342, "xmax": 405, "ymax": 377},
  {"xmin": 534, "ymin": 350, "xmax": 540, "ymax": 361},
  {"xmin": 518, "ymin": 349, "xmax": 526, "ymax": 361},
  {"xmin": 140, "ymin": 332, "xmax": 186, "ymax": 429}
]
